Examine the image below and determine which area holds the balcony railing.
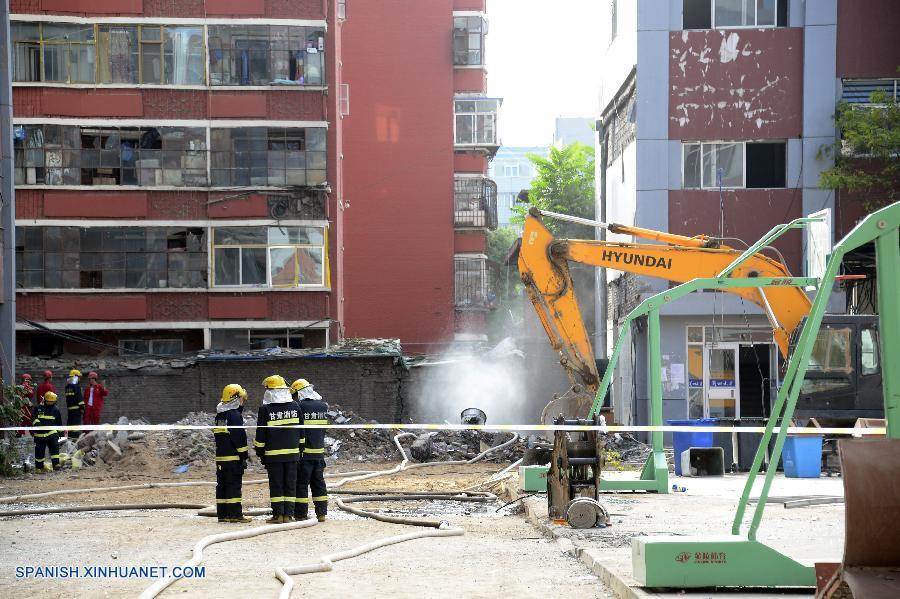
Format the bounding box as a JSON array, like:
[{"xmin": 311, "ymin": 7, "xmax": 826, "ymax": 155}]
[
  {"xmin": 454, "ymin": 256, "xmax": 498, "ymax": 311},
  {"xmin": 454, "ymin": 177, "xmax": 498, "ymax": 230}
]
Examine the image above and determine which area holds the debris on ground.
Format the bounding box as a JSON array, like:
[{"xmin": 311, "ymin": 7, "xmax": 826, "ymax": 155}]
[{"xmin": 157, "ymin": 411, "xmax": 258, "ymax": 468}]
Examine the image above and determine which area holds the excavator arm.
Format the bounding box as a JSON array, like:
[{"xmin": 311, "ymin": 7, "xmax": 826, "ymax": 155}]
[{"xmin": 518, "ymin": 209, "xmax": 813, "ymax": 416}]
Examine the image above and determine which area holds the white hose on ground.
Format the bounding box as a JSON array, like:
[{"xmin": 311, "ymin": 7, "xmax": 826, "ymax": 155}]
[
  {"xmin": 0, "ymin": 479, "xmax": 268, "ymax": 505},
  {"xmin": 274, "ymin": 526, "xmax": 464, "ymax": 599},
  {"xmin": 138, "ymin": 519, "xmax": 318, "ymax": 599}
]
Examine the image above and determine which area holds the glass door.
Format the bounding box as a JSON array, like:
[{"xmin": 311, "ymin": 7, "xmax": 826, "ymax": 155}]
[{"xmin": 704, "ymin": 343, "xmax": 740, "ymax": 418}]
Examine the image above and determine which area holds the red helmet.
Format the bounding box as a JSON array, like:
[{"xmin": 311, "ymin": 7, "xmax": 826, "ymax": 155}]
[
  {"xmin": 88, "ymin": 371, "xmax": 98, "ymax": 379},
  {"xmin": 22, "ymin": 373, "xmax": 32, "ymax": 381},
  {"xmin": 43, "ymin": 370, "xmax": 53, "ymax": 379}
]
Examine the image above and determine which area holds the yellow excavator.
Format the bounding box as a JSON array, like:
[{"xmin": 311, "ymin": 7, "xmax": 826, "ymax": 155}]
[{"xmin": 517, "ymin": 207, "xmax": 813, "ymax": 418}]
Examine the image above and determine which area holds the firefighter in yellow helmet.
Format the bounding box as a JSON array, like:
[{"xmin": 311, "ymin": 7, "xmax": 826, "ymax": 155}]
[
  {"xmin": 34, "ymin": 391, "xmax": 63, "ymax": 471},
  {"xmin": 64, "ymin": 369, "xmax": 85, "ymax": 440},
  {"xmin": 291, "ymin": 378, "xmax": 330, "ymax": 521},
  {"xmin": 255, "ymin": 375, "xmax": 301, "ymax": 523},
  {"xmin": 214, "ymin": 384, "xmax": 251, "ymax": 523}
]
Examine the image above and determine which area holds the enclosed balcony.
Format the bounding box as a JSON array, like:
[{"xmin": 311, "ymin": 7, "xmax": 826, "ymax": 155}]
[
  {"xmin": 454, "ymin": 176, "xmax": 497, "ymax": 230},
  {"xmin": 454, "ymin": 255, "xmax": 498, "ymax": 311},
  {"xmin": 453, "ymin": 97, "xmax": 501, "ymax": 155}
]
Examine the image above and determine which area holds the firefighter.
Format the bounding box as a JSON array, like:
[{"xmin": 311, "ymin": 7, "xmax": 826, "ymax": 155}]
[
  {"xmin": 255, "ymin": 375, "xmax": 301, "ymax": 524},
  {"xmin": 214, "ymin": 384, "xmax": 251, "ymax": 523},
  {"xmin": 34, "ymin": 391, "xmax": 62, "ymax": 472},
  {"xmin": 291, "ymin": 379, "xmax": 330, "ymax": 522},
  {"xmin": 64, "ymin": 369, "xmax": 85, "ymax": 440},
  {"xmin": 17, "ymin": 374, "xmax": 35, "ymax": 438},
  {"xmin": 36, "ymin": 370, "xmax": 55, "ymax": 406}
]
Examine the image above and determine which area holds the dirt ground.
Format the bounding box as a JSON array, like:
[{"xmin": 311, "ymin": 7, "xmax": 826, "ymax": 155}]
[{"xmin": 0, "ymin": 449, "xmax": 614, "ymax": 598}]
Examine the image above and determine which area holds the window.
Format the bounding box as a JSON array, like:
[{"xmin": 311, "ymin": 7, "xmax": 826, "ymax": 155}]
[
  {"xmin": 807, "ymin": 328, "xmax": 852, "ymax": 374},
  {"xmin": 15, "ymin": 226, "xmax": 206, "ymax": 289},
  {"xmin": 339, "ymin": 83, "xmax": 350, "ymax": 116},
  {"xmin": 210, "ymin": 127, "xmax": 327, "ymax": 187},
  {"xmin": 120, "ymin": 339, "xmax": 184, "ymax": 356},
  {"xmin": 13, "ymin": 124, "xmax": 207, "ymax": 187},
  {"xmin": 208, "ymin": 25, "xmax": 325, "ymax": 86},
  {"xmin": 211, "ymin": 328, "xmax": 308, "ymax": 350},
  {"xmin": 338, "ymin": 0, "xmax": 348, "ymax": 20},
  {"xmin": 212, "ymin": 226, "xmax": 326, "ymax": 288},
  {"xmin": 454, "ymin": 98, "xmax": 500, "ymax": 146},
  {"xmin": 860, "ymin": 328, "xmax": 879, "ymax": 376},
  {"xmin": 502, "ymin": 163, "xmax": 520, "ymax": 177},
  {"xmin": 682, "ymin": 141, "xmax": 785, "ymax": 189},
  {"xmin": 454, "ymin": 256, "xmax": 496, "ymax": 309},
  {"xmin": 841, "ymin": 79, "xmax": 899, "ymax": 105},
  {"xmin": 683, "ymin": 0, "xmax": 787, "ymax": 29},
  {"xmin": 12, "ymin": 22, "xmax": 203, "ymax": 85},
  {"xmin": 453, "ymin": 16, "xmax": 486, "ymax": 65}
]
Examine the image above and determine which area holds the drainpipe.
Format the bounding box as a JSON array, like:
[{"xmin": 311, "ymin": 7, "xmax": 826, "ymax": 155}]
[{"xmin": 0, "ymin": 4, "xmax": 15, "ymax": 384}]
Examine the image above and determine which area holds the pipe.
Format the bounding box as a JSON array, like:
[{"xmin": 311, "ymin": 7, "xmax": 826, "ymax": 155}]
[
  {"xmin": 274, "ymin": 526, "xmax": 464, "ymax": 599},
  {"xmin": 335, "ymin": 494, "xmax": 493, "ymax": 528},
  {"xmin": 138, "ymin": 520, "xmax": 318, "ymax": 599},
  {"xmin": 0, "ymin": 479, "xmax": 269, "ymax": 505},
  {"xmin": 0, "ymin": 503, "xmax": 210, "ymax": 517}
]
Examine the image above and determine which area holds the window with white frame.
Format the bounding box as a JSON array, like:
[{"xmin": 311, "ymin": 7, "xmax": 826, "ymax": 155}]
[
  {"xmin": 453, "ymin": 16, "xmax": 486, "ymax": 65},
  {"xmin": 212, "ymin": 226, "xmax": 326, "ymax": 288},
  {"xmin": 682, "ymin": 141, "xmax": 786, "ymax": 189},
  {"xmin": 207, "ymin": 25, "xmax": 325, "ymax": 86},
  {"xmin": 683, "ymin": 0, "xmax": 786, "ymax": 29},
  {"xmin": 120, "ymin": 339, "xmax": 184, "ymax": 356},
  {"xmin": 502, "ymin": 163, "xmax": 520, "ymax": 177},
  {"xmin": 454, "ymin": 99, "xmax": 500, "ymax": 146}
]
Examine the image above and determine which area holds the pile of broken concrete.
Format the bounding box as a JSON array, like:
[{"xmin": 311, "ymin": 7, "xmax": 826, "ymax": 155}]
[{"xmin": 72, "ymin": 416, "xmax": 149, "ymax": 467}]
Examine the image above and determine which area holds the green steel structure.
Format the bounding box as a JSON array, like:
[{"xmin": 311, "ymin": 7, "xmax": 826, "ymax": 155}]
[{"xmin": 592, "ymin": 202, "xmax": 898, "ymax": 587}]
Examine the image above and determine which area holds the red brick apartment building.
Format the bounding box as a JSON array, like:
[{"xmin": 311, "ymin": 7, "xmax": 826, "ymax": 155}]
[{"xmin": 11, "ymin": 0, "xmax": 498, "ymax": 356}]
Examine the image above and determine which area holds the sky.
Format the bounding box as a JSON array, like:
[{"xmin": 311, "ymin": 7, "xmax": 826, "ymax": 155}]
[{"xmin": 486, "ymin": 0, "xmax": 605, "ymax": 147}]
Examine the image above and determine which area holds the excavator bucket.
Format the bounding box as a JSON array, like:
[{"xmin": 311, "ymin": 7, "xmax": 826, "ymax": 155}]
[{"xmin": 819, "ymin": 439, "xmax": 900, "ymax": 598}]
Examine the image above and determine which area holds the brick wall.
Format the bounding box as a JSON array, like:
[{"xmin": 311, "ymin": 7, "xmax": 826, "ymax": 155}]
[{"xmin": 25, "ymin": 354, "xmax": 408, "ymax": 424}]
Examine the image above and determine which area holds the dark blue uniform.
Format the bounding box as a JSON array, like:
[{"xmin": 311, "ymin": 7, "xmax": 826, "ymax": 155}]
[
  {"xmin": 297, "ymin": 397, "xmax": 329, "ymax": 519},
  {"xmin": 214, "ymin": 408, "xmax": 249, "ymax": 520},
  {"xmin": 34, "ymin": 403, "xmax": 62, "ymax": 470},
  {"xmin": 255, "ymin": 400, "xmax": 301, "ymax": 519},
  {"xmin": 64, "ymin": 382, "xmax": 84, "ymax": 439}
]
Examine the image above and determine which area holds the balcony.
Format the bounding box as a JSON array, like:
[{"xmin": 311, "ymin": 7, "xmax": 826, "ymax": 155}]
[
  {"xmin": 454, "ymin": 255, "xmax": 498, "ymax": 311},
  {"xmin": 454, "ymin": 97, "xmax": 501, "ymax": 155},
  {"xmin": 454, "ymin": 176, "xmax": 497, "ymax": 230}
]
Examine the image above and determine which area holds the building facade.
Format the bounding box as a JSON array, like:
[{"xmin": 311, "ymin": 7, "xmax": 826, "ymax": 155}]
[
  {"xmin": 596, "ymin": 0, "xmax": 898, "ymax": 426},
  {"xmin": 489, "ymin": 146, "xmax": 546, "ymax": 228},
  {"xmin": 553, "ymin": 116, "xmax": 594, "ymax": 148},
  {"xmin": 341, "ymin": 0, "xmax": 499, "ymax": 348},
  {"xmin": 11, "ymin": 0, "xmax": 501, "ymax": 357}
]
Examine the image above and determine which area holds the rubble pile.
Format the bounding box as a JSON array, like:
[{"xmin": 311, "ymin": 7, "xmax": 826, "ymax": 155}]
[
  {"xmin": 607, "ymin": 433, "xmax": 654, "ymax": 467},
  {"xmin": 158, "ymin": 411, "xmax": 257, "ymax": 467},
  {"xmin": 73, "ymin": 416, "xmax": 149, "ymax": 468}
]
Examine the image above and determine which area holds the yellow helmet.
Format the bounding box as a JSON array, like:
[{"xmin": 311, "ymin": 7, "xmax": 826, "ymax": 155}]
[
  {"xmin": 69, "ymin": 369, "xmax": 82, "ymax": 377},
  {"xmin": 263, "ymin": 375, "xmax": 288, "ymax": 389},
  {"xmin": 221, "ymin": 383, "xmax": 243, "ymax": 403},
  {"xmin": 290, "ymin": 379, "xmax": 311, "ymax": 393},
  {"xmin": 44, "ymin": 391, "xmax": 58, "ymax": 404}
]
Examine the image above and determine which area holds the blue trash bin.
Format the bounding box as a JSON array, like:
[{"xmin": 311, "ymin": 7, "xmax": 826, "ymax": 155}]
[
  {"xmin": 783, "ymin": 435, "xmax": 823, "ymax": 478},
  {"xmin": 667, "ymin": 418, "xmax": 716, "ymax": 475}
]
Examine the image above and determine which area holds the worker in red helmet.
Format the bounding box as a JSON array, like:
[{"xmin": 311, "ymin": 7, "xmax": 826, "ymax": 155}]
[
  {"xmin": 83, "ymin": 372, "xmax": 108, "ymax": 426},
  {"xmin": 36, "ymin": 370, "xmax": 55, "ymax": 407},
  {"xmin": 17, "ymin": 374, "xmax": 35, "ymax": 438}
]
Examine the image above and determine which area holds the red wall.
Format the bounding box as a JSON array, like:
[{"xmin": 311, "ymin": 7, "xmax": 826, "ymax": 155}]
[
  {"xmin": 669, "ymin": 28, "xmax": 803, "ymax": 140},
  {"xmin": 11, "ymin": 0, "xmax": 325, "ymax": 18},
  {"xmin": 454, "ymin": 231, "xmax": 487, "ymax": 253},
  {"xmin": 454, "ymin": 68, "xmax": 487, "ymax": 94},
  {"xmin": 837, "ymin": 0, "xmax": 900, "ymax": 78},
  {"xmin": 341, "ymin": 0, "xmax": 455, "ymax": 346},
  {"xmin": 668, "ymin": 189, "xmax": 803, "ymax": 274}
]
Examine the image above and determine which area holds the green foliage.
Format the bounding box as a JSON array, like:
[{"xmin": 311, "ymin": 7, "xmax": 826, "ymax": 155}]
[
  {"xmin": 486, "ymin": 226, "xmax": 525, "ymax": 340},
  {"xmin": 0, "ymin": 383, "xmax": 29, "ymax": 476},
  {"xmin": 604, "ymin": 449, "xmax": 625, "ymax": 472},
  {"xmin": 510, "ymin": 142, "xmax": 596, "ymax": 238},
  {"xmin": 819, "ymin": 86, "xmax": 900, "ymax": 210},
  {"xmin": 486, "ymin": 226, "xmax": 520, "ymax": 265}
]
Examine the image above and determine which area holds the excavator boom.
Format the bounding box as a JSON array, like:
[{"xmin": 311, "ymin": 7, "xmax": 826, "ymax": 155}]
[{"xmin": 518, "ymin": 210, "xmax": 813, "ymax": 416}]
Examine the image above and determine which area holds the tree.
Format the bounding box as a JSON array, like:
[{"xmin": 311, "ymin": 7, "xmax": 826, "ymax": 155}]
[
  {"xmin": 511, "ymin": 142, "xmax": 596, "ymax": 238},
  {"xmin": 485, "ymin": 226, "xmax": 525, "ymax": 340},
  {"xmin": 819, "ymin": 86, "xmax": 900, "ymax": 210}
]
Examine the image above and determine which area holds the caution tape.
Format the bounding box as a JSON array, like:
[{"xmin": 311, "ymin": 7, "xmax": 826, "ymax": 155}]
[{"xmin": 0, "ymin": 423, "xmax": 886, "ymax": 435}]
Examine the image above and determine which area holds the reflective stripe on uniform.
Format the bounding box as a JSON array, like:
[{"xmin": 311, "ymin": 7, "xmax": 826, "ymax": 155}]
[
  {"xmin": 295, "ymin": 498, "xmax": 309, "ymax": 503},
  {"xmin": 312, "ymin": 496, "xmax": 328, "ymax": 502},
  {"xmin": 50, "ymin": 454, "xmax": 60, "ymax": 459},
  {"xmin": 305, "ymin": 420, "xmax": 329, "ymax": 425},
  {"xmin": 254, "ymin": 440, "xmax": 265, "ymax": 447},
  {"xmin": 236, "ymin": 446, "xmax": 248, "ymax": 453},
  {"xmin": 299, "ymin": 438, "xmax": 306, "ymax": 443},
  {"xmin": 213, "ymin": 427, "xmax": 228, "ymax": 434},
  {"xmin": 265, "ymin": 448, "xmax": 300, "ymax": 456},
  {"xmin": 216, "ymin": 498, "xmax": 242, "ymax": 504},
  {"xmin": 34, "ymin": 431, "xmax": 57, "ymax": 438},
  {"xmin": 270, "ymin": 496, "xmax": 289, "ymax": 502},
  {"xmin": 303, "ymin": 448, "xmax": 325, "ymax": 454},
  {"xmin": 216, "ymin": 455, "xmax": 240, "ymax": 462},
  {"xmin": 268, "ymin": 418, "xmax": 300, "ymax": 426},
  {"xmin": 68, "ymin": 405, "xmax": 80, "ymax": 410}
]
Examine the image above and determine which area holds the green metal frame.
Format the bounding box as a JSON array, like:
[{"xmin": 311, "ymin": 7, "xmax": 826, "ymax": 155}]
[{"xmin": 630, "ymin": 202, "xmax": 899, "ymax": 588}]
